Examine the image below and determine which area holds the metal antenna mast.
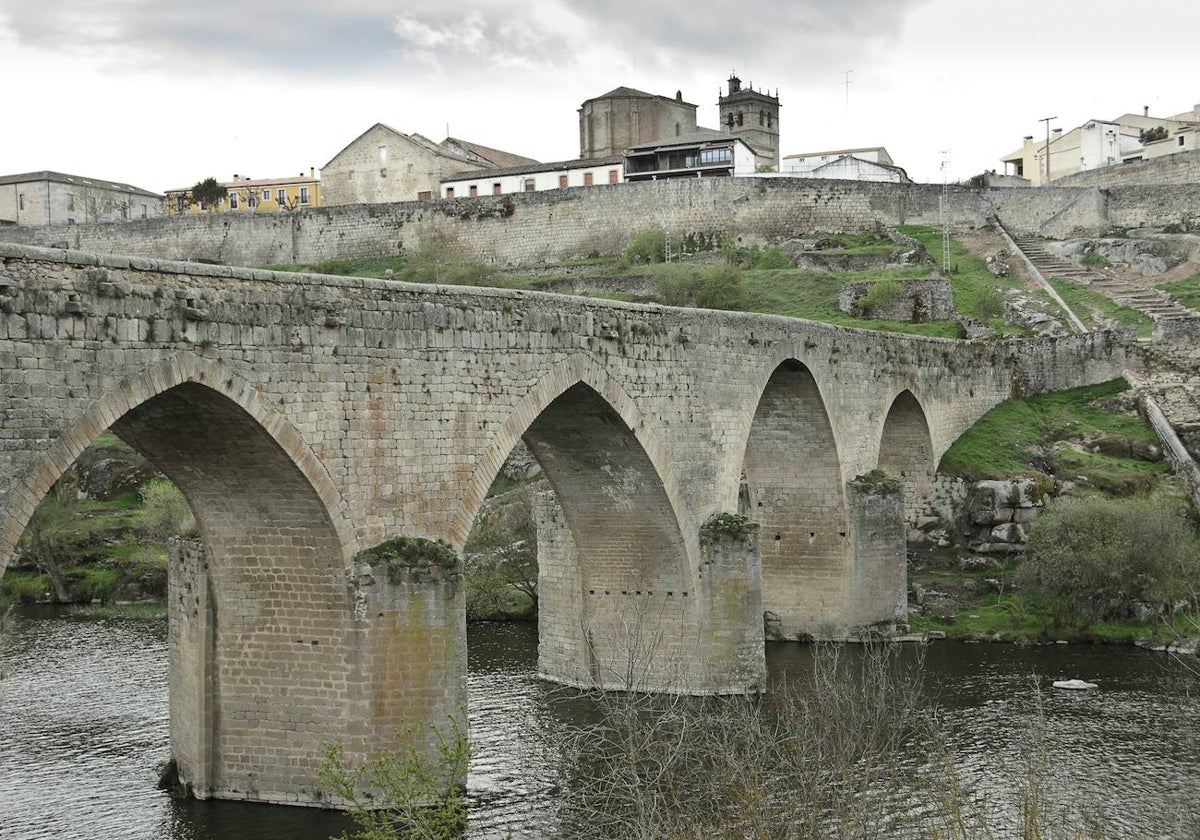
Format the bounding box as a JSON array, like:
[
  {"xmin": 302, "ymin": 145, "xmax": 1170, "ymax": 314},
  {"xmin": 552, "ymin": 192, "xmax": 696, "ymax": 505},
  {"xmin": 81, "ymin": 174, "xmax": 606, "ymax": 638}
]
[
  {"xmin": 939, "ymin": 150, "xmax": 951, "ymax": 274},
  {"xmin": 843, "ymin": 70, "xmax": 853, "ymax": 115}
]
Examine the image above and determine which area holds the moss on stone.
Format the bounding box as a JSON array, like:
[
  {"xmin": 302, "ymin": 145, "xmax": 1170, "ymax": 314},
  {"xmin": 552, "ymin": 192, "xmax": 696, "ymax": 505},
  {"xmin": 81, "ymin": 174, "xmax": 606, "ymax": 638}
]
[
  {"xmin": 356, "ymin": 536, "xmax": 459, "ymax": 583},
  {"xmin": 700, "ymin": 512, "xmax": 759, "ymax": 545},
  {"xmin": 850, "ymin": 469, "xmax": 903, "ymax": 497}
]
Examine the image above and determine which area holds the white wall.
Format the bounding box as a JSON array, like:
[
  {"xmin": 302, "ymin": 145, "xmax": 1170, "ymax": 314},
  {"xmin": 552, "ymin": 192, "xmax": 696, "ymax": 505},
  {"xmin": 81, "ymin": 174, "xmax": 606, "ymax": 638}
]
[{"xmin": 442, "ymin": 162, "xmax": 623, "ymax": 197}]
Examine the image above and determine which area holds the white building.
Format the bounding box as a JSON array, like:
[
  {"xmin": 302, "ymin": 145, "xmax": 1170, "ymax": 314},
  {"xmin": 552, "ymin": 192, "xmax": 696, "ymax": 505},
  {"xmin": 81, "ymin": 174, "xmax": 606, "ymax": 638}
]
[
  {"xmin": 440, "ymin": 156, "xmax": 623, "ymax": 198},
  {"xmin": 780, "ymin": 147, "xmax": 895, "ymax": 176}
]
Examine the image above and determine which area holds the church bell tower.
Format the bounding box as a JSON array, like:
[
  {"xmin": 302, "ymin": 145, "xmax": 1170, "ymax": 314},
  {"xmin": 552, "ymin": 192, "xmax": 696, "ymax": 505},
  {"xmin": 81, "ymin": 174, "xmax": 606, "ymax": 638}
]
[{"xmin": 718, "ymin": 74, "xmax": 781, "ymax": 171}]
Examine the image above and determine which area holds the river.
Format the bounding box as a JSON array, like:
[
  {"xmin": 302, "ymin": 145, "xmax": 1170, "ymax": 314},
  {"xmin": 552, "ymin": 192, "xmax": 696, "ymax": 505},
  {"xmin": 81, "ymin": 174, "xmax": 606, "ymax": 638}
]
[{"xmin": 2, "ymin": 606, "xmax": 1199, "ymax": 839}]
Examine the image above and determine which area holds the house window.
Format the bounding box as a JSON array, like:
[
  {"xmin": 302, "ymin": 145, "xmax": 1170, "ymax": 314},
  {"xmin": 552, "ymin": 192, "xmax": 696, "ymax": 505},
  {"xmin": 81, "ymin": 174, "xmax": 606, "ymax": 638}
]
[
  {"xmin": 469, "ymin": 184, "xmax": 478, "ymax": 197},
  {"xmin": 262, "ymin": 189, "xmax": 270, "ymax": 201},
  {"xmin": 1181, "ymin": 136, "xmax": 1187, "ymax": 147},
  {"xmin": 68, "ymin": 194, "xmax": 75, "ymax": 211},
  {"xmin": 379, "ymin": 146, "xmax": 388, "ymax": 166},
  {"xmin": 675, "ymin": 122, "xmax": 681, "ymax": 136},
  {"xmin": 277, "ymin": 188, "xmax": 286, "ymax": 204},
  {"xmin": 583, "ymin": 172, "xmax": 594, "ymax": 186},
  {"xmin": 767, "ymin": 114, "xmax": 772, "ymax": 128},
  {"xmin": 141, "ymin": 204, "xmax": 147, "ymax": 218},
  {"xmin": 299, "ymin": 186, "xmax": 309, "ymax": 204},
  {"xmin": 559, "ymin": 174, "xmax": 569, "ymax": 189},
  {"xmin": 523, "ymin": 178, "xmax": 535, "ymax": 192},
  {"xmin": 418, "ymin": 190, "xmax": 432, "ymax": 201},
  {"xmin": 608, "ymin": 169, "xmax": 618, "ymax": 184},
  {"xmin": 18, "ymin": 193, "xmax": 23, "ymax": 211},
  {"xmin": 230, "ymin": 192, "xmax": 239, "ymax": 209},
  {"xmin": 493, "ymin": 183, "xmax": 502, "ymax": 195},
  {"xmin": 759, "ymin": 111, "xmax": 765, "ymax": 126},
  {"xmin": 446, "ymin": 187, "xmax": 455, "ymax": 198},
  {"xmin": 737, "ymin": 112, "xmax": 743, "ymax": 126}
]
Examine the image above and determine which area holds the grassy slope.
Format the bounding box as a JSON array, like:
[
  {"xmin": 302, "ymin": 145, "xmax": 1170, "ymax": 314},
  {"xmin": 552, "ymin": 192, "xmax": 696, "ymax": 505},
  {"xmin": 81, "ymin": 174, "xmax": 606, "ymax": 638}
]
[
  {"xmin": 937, "ymin": 378, "xmax": 1169, "ymax": 491},
  {"xmin": 265, "ymin": 226, "xmax": 1037, "ymax": 340},
  {"xmin": 1158, "ymin": 271, "xmax": 1200, "ymax": 310},
  {"xmin": 1047, "ymin": 277, "xmax": 1154, "ymax": 338}
]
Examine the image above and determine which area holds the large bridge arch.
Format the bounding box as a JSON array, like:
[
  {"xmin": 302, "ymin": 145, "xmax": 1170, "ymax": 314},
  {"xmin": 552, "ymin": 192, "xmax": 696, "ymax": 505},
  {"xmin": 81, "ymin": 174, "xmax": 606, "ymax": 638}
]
[
  {"xmin": 0, "ymin": 353, "xmax": 362, "ymax": 803},
  {"xmin": 453, "ymin": 355, "xmax": 760, "ymax": 692},
  {"xmin": 739, "ymin": 358, "xmax": 850, "ymax": 639}
]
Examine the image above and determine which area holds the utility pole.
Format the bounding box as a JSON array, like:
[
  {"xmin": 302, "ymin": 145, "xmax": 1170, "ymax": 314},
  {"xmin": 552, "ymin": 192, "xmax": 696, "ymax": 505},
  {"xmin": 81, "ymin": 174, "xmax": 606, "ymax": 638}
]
[
  {"xmin": 843, "ymin": 70, "xmax": 853, "ymax": 115},
  {"xmin": 1039, "ymin": 116, "xmax": 1057, "ymax": 186}
]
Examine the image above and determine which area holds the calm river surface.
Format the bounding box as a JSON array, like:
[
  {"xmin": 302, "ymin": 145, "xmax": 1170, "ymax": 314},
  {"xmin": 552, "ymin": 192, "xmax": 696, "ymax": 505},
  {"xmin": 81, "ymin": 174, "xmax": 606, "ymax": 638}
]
[{"xmin": 3, "ymin": 606, "xmax": 1200, "ymax": 839}]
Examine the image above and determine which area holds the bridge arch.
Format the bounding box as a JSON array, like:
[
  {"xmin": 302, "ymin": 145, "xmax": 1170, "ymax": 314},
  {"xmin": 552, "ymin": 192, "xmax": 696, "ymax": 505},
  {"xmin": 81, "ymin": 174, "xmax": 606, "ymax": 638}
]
[
  {"xmin": 0, "ymin": 353, "xmax": 359, "ymax": 800},
  {"xmin": 876, "ymin": 389, "xmax": 935, "ymax": 524},
  {"xmin": 455, "ymin": 355, "xmax": 698, "ymax": 690},
  {"xmin": 739, "ymin": 358, "xmax": 850, "ymax": 639},
  {"xmin": 0, "ymin": 353, "xmax": 357, "ymax": 568}
]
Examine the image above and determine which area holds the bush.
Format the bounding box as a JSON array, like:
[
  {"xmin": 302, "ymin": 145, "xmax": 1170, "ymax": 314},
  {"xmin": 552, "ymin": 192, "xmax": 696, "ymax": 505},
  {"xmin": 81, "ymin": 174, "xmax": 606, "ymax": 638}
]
[
  {"xmin": 1019, "ymin": 493, "xmax": 1200, "ymax": 629},
  {"xmin": 976, "ymin": 286, "xmax": 1006, "ymax": 319},
  {"xmin": 754, "ymin": 246, "xmax": 793, "ymax": 270},
  {"xmin": 624, "ymin": 230, "xmax": 667, "ymax": 264},
  {"xmin": 857, "ymin": 278, "xmax": 906, "ymax": 318},
  {"xmin": 655, "ymin": 265, "xmax": 745, "ymax": 311},
  {"xmin": 139, "ymin": 478, "xmax": 194, "ymax": 541}
]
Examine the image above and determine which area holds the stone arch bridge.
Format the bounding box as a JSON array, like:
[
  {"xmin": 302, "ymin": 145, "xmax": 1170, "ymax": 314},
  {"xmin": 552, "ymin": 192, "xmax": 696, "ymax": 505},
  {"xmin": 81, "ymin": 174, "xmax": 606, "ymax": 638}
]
[{"xmin": 0, "ymin": 243, "xmax": 1127, "ymax": 805}]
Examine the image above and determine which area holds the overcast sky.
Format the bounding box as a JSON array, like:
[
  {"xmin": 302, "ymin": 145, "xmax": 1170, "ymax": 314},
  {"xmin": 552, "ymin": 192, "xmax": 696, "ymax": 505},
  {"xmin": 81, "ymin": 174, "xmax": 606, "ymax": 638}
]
[{"xmin": 2, "ymin": 0, "xmax": 1197, "ymax": 192}]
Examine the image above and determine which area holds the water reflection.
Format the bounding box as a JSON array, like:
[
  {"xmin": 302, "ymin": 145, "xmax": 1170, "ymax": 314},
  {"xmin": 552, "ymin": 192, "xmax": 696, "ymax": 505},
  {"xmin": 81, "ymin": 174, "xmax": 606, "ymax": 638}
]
[{"xmin": 2, "ymin": 608, "xmax": 1199, "ymax": 839}]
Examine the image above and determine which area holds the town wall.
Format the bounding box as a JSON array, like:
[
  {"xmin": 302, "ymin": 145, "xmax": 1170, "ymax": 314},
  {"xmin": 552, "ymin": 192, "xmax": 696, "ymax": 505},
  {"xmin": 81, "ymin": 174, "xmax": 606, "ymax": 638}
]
[{"xmin": 1052, "ymin": 149, "xmax": 1200, "ymax": 189}]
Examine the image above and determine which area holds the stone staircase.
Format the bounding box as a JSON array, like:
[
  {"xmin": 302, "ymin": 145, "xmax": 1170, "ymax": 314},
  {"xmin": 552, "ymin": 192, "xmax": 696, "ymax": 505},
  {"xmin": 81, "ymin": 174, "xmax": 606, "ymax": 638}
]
[{"xmin": 1011, "ymin": 235, "xmax": 1195, "ymax": 322}]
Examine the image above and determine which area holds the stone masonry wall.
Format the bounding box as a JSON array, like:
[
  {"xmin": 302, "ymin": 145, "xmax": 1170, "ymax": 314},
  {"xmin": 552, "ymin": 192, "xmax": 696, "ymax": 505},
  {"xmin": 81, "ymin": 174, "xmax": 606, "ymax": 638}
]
[{"xmin": 1052, "ymin": 149, "xmax": 1200, "ymax": 189}]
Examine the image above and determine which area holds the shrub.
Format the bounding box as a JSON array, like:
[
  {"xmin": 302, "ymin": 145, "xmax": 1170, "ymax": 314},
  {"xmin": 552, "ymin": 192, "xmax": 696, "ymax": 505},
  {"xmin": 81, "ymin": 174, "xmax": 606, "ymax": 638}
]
[
  {"xmin": 139, "ymin": 478, "xmax": 194, "ymax": 541},
  {"xmin": 976, "ymin": 286, "xmax": 1005, "ymax": 319},
  {"xmin": 1081, "ymin": 251, "xmax": 1111, "ymax": 269},
  {"xmin": 1019, "ymin": 493, "xmax": 1200, "ymax": 629},
  {"xmin": 754, "ymin": 246, "xmax": 793, "ymax": 270},
  {"xmin": 624, "ymin": 230, "xmax": 666, "ymax": 264},
  {"xmin": 655, "ymin": 265, "xmax": 746, "ymax": 311},
  {"xmin": 858, "ymin": 278, "xmax": 906, "ymax": 318}
]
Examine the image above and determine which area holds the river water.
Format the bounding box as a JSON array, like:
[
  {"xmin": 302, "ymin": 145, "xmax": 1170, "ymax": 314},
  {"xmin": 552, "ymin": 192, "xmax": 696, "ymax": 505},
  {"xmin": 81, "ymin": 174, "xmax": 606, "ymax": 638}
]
[{"xmin": 2, "ymin": 607, "xmax": 1200, "ymax": 839}]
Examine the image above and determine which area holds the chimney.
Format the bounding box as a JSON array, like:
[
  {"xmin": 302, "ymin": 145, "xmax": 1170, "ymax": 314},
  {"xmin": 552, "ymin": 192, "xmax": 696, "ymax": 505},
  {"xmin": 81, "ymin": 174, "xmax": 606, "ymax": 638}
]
[
  {"xmin": 1144, "ymin": 105, "xmax": 1149, "ymax": 117},
  {"xmin": 310, "ymin": 167, "xmax": 315, "ymax": 178},
  {"xmin": 233, "ymin": 173, "xmax": 238, "ymax": 181}
]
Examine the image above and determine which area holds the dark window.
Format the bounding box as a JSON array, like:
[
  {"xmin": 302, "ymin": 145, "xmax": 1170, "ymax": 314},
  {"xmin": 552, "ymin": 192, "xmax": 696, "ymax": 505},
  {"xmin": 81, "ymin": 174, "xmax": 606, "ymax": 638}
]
[
  {"xmin": 446, "ymin": 187, "xmax": 455, "ymax": 198},
  {"xmin": 469, "ymin": 185, "xmax": 478, "ymax": 197},
  {"xmin": 299, "ymin": 187, "xmax": 309, "ymax": 204},
  {"xmin": 559, "ymin": 174, "xmax": 568, "ymax": 188},
  {"xmin": 1181, "ymin": 136, "xmax": 1187, "ymax": 146},
  {"xmin": 523, "ymin": 179, "xmax": 535, "ymax": 192},
  {"xmin": 583, "ymin": 172, "xmax": 593, "ymax": 186},
  {"xmin": 608, "ymin": 169, "xmax": 618, "ymax": 184},
  {"xmin": 737, "ymin": 112, "xmax": 743, "ymax": 126},
  {"xmin": 492, "ymin": 183, "xmax": 502, "ymax": 195}
]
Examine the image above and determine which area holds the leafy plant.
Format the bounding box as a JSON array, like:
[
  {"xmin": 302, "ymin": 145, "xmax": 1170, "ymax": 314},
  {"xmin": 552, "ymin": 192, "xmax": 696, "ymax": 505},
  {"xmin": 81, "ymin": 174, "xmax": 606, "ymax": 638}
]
[
  {"xmin": 624, "ymin": 229, "xmax": 667, "ymax": 264},
  {"xmin": 320, "ymin": 721, "xmax": 469, "ymax": 840}
]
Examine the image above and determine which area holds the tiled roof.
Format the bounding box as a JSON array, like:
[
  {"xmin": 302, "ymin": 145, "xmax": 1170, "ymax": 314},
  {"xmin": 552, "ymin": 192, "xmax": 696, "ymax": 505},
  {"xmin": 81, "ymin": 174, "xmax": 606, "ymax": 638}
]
[{"xmin": 0, "ymin": 170, "xmax": 162, "ymax": 197}]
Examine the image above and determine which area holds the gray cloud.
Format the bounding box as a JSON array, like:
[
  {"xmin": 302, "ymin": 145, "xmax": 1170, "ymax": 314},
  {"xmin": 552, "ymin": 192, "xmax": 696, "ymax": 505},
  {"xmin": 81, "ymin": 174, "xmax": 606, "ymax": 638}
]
[{"xmin": 0, "ymin": 0, "xmax": 930, "ymax": 81}]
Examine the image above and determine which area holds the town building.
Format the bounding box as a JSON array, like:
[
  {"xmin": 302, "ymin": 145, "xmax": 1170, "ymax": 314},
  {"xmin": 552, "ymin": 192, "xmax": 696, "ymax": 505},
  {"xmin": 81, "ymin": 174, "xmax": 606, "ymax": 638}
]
[
  {"xmin": 781, "ymin": 146, "xmax": 895, "ymax": 175},
  {"xmin": 165, "ymin": 170, "xmax": 322, "ymax": 215},
  {"xmin": 623, "ymin": 131, "xmax": 757, "ymax": 181},
  {"xmin": 1000, "ymin": 103, "xmax": 1200, "ymax": 185},
  {"xmin": 0, "ymin": 171, "xmax": 163, "ymax": 226},
  {"xmin": 718, "ymin": 75, "xmax": 781, "ymax": 171},
  {"xmin": 321, "ymin": 124, "xmax": 537, "ymax": 205},
  {"xmin": 440, "ymin": 156, "xmax": 623, "ymax": 198},
  {"xmin": 579, "ymin": 87, "xmax": 699, "ymax": 159}
]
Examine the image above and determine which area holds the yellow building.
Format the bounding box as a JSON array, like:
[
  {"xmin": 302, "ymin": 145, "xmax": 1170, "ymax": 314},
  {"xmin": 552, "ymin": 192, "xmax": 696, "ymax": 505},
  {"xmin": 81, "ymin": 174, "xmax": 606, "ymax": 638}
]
[{"xmin": 166, "ymin": 169, "xmax": 321, "ymax": 214}]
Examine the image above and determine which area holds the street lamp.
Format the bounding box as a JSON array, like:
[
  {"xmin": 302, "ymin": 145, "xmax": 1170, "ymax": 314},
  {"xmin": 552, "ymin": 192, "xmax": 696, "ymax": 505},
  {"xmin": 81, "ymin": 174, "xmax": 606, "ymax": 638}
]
[{"xmin": 1039, "ymin": 116, "xmax": 1057, "ymax": 186}]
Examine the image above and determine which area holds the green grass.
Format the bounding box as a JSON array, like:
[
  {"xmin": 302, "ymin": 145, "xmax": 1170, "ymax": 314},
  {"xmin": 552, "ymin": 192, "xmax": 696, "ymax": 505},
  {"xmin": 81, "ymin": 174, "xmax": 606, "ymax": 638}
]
[
  {"xmin": 938, "ymin": 378, "xmax": 1164, "ymax": 481},
  {"xmin": 0, "ymin": 570, "xmax": 55, "ymax": 604},
  {"xmin": 1158, "ymin": 272, "xmax": 1200, "ymax": 311},
  {"xmin": 1047, "ymin": 277, "xmax": 1154, "ymax": 338},
  {"xmin": 907, "ymin": 594, "xmax": 1182, "ymax": 644}
]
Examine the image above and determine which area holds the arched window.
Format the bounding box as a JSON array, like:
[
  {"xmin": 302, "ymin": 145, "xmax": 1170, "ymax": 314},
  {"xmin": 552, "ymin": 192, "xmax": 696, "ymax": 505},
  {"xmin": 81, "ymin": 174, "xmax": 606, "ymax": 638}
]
[
  {"xmin": 737, "ymin": 112, "xmax": 743, "ymax": 126},
  {"xmin": 675, "ymin": 122, "xmax": 681, "ymax": 136}
]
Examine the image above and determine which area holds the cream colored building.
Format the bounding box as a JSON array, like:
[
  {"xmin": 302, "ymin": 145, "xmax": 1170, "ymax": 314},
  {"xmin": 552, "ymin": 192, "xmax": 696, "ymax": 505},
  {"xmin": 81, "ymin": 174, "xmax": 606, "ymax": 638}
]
[
  {"xmin": 1001, "ymin": 104, "xmax": 1200, "ymax": 185},
  {"xmin": 321, "ymin": 124, "xmax": 537, "ymax": 205}
]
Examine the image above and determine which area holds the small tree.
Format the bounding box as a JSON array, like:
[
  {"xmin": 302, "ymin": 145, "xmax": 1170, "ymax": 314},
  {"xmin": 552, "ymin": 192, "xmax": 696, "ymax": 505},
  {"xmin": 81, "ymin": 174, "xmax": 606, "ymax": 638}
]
[
  {"xmin": 190, "ymin": 177, "xmax": 228, "ymax": 211},
  {"xmin": 1139, "ymin": 125, "xmax": 1169, "ymax": 143}
]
